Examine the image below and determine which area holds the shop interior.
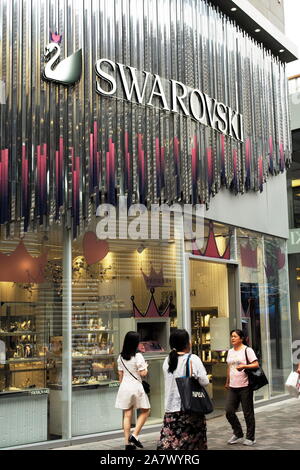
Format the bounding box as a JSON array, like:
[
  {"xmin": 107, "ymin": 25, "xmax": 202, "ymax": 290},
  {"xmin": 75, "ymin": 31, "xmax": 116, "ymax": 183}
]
[{"xmin": 189, "ymin": 258, "xmax": 232, "ymax": 411}]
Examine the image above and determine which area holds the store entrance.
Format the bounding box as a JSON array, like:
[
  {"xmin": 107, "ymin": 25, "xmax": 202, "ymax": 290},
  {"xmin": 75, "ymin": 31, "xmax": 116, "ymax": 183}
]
[{"xmin": 189, "ymin": 259, "xmax": 238, "ymax": 411}]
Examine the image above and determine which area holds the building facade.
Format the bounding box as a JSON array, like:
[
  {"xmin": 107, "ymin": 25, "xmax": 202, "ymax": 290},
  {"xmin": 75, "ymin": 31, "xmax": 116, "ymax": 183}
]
[
  {"xmin": 287, "ymin": 75, "xmax": 300, "ymax": 350},
  {"xmin": 0, "ymin": 0, "xmax": 296, "ymax": 448}
]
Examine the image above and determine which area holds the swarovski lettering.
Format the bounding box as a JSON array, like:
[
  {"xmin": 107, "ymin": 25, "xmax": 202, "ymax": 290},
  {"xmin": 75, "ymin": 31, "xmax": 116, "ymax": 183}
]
[{"xmin": 95, "ymin": 59, "xmax": 244, "ymax": 142}]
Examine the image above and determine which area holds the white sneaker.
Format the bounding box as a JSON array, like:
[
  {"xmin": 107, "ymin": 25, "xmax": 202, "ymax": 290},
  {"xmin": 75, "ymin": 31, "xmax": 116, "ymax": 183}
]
[
  {"xmin": 227, "ymin": 435, "xmax": 244, "ymax": 445},
  {"xmin": 243, "ymin": 439, "xmax": 256, "ymax": 446}
]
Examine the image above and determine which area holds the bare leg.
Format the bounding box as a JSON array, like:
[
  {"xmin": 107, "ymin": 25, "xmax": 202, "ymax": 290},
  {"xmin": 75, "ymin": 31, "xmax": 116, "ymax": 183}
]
[
  {"xmin": 133, "ymin": 408, "xmax": 150, "ymax": 438},
  {"xmin": 123, "ymin": 407, "xmax": 134, "ymax": 444}
]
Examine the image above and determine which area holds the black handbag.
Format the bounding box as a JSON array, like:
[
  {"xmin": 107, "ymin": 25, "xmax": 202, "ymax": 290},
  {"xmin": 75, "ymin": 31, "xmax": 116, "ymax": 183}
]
[
  {"xmin": 245, "ymin": 348, "xmax": 269, "ymax": 391},
  {"xmin": 120, "ymin": 357, "xmax": 150, "ymax": 395},
  {"xmin": 175, "ymin": 354, "xmax": 213, "ymax": 415}
]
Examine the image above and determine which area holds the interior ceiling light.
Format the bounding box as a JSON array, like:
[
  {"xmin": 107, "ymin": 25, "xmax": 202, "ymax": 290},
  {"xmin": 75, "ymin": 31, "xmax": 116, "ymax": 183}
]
[
  {"xmin": 137, "ymin": 243, "xmax": 146, "ymax": 254},
  {"xmin": 279, "ymin": 49, "xmax": 285, "ymax": 53},
  {"xmin": 254, "ymin": 29, "xmax": 261, "ymax": 33},
  {"xmin": 231, "ymin": 7, "xmax": 237, "ymax": 11}
]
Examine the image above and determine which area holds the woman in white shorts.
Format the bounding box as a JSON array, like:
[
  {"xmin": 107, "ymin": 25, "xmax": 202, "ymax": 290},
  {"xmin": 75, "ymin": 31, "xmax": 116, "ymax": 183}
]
[{"xmin": 115, "ymin": 331, "xmax": 150, "ymax": 450}]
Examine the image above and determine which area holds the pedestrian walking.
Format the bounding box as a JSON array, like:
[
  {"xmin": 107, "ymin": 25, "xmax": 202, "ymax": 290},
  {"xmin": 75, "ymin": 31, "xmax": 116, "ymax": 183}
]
[
  {"xmin": 157, "ymin": 329, "xmax": 209, "ymax": 450},
  {"xmin": 115, "ymin": 331, "xmax": 150, "ymax": 450},
  {"xmin": 225, "ymin": 329, "xmax": 259, "ymax": 446}
]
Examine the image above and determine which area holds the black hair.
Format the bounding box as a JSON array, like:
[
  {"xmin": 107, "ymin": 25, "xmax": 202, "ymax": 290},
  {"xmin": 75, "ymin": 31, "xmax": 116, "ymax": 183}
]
[
  {"xmin": 168, "ymin": 329, "xmax": 190, "ymax": 373},
  {"xmin": 230, "ymin": 329, "xmax": 248, "ymax": 346},
  {"xmin": 121, "ymin": 331, "xmax": 140, "ymax": 360}
]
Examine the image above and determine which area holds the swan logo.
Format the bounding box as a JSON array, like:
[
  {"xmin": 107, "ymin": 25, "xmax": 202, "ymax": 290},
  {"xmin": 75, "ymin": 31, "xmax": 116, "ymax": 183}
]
[{"xmin": 43, "ymin": 32, "xmax": 82, "ymax": 86}]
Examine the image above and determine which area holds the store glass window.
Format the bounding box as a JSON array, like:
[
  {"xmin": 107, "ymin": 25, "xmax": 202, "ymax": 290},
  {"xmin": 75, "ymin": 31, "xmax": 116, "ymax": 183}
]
[
  {"xmin": 264, "ymin": 236, "xmax": 292, "ymax": 396},
  {"xmin": 0, "ymin": 226, "xmax": 64, "ymax": 447},
  {"xmin": 71, "ymin": 229, "xmax": 182, "ymax": 434},
  {"xmin": 185, "ymin": 219, "xmax": 235, "ymax": 260},
  {"xmin": 237, "ymin": 229, "xmax": 270, "ymax": 401}
]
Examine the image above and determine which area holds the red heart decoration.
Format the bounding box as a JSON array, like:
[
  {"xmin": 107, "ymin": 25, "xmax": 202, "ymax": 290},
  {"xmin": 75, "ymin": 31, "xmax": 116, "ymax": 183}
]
[
  {"xmin": 83, "ymin": 232, "xmax": 109, "ymax": 265},
  {"xmin": 277, "ymin": 248, "xmax": 285, "ymax": 270}
]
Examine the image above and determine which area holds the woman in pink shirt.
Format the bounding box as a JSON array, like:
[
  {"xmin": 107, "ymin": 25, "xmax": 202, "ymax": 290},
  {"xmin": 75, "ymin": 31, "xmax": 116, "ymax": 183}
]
[{"xmin": 225, "ymin": 329, "xmax": 259, "ymax": 446}]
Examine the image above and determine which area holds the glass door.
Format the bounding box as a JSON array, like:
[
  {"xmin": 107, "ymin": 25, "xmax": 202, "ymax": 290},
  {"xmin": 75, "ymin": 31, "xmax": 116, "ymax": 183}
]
[{"xmin": 189, "ymin": 259, "xmax": 239, "ymax": 411}]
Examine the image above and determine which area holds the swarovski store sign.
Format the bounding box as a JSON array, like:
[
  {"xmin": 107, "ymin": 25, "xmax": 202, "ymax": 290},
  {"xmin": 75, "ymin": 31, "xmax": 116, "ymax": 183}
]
[
  {"xmin": 95, "ymin": 59, "xmax": 244, "ymax": 142},
  {"xmin": 0, "ymin": 0, "xmax": 291, "ymax": 238}
]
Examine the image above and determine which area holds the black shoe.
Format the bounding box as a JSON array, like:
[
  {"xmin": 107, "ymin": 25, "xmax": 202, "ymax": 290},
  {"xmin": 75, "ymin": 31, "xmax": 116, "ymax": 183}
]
[
  {"xmin": 125, "ymin": 444, "xmax": 136, "ymax": 451},
  {"xmin": 129, "ymin": 434, "xmax": 144, "ymax": 449}
]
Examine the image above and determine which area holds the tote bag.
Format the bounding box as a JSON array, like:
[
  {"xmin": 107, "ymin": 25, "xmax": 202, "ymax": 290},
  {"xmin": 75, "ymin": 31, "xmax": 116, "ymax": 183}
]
[
  {"xmin": 175, "ymin": 354, "xmax": 213, "ymax": 415},
  {"xmin": 285, "ymin": 372, "xmax": 300, "ymax": 398},
  {"xmin": 245, "ymin": 348, "xmax": 268, "ymax": 391}
]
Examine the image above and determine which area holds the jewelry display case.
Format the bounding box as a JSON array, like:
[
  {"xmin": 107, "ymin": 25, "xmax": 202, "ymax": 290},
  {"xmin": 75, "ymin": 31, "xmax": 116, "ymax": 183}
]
[
  {"xmin": 48, "ymin": 304, "xmax": 122, "ymax": 437},
  {"xmin": 0, "ymin": 302, "xmax": 49, "ymax": 447},
  {"xmin": 0, "ymin": 303, "xmax": 47, "ymax": 395},
  {"xmin": 71, "ymin": 305, "xmax": 119, "ymax": 388}
]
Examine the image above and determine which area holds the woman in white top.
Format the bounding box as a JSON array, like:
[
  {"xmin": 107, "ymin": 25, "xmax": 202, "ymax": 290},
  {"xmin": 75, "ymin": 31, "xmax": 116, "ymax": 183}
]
[
  {"xmin": 115, "ymin": 331, "xmax": 150, "ymax": 450},
  {"xmin": 157, "ymin": 329, "xmax": 209, "ymax": 450},
  {"xmin": 225, "ymin": 329, "xmax": 259, "ymax": 447}
]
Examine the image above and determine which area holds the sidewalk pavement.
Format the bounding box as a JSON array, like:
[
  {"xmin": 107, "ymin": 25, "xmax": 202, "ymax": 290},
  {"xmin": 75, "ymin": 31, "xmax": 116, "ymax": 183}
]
[{"xmin": 54, "ymin": 398, "xmax": 300, "ymax": 451}]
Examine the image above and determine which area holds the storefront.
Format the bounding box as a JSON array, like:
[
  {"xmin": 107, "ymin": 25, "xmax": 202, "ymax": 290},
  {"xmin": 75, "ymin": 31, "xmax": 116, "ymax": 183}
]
[{"xmin": 0, "ymin": 0, "xmax": 294, "ymax": 448}]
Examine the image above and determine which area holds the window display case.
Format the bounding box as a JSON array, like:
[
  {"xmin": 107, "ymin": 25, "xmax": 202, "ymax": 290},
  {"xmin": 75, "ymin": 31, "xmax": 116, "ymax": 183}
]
[
  {"xmin": 71, "ymin": 305, "xmax": 119, "ymax": 387},
  {"xmin": 0, "ymin": 303, "xmax": 47, "ymax": 394},
  {"xmin": 0, "ymin": 302, "xmax": 49, "ymax": 447}
]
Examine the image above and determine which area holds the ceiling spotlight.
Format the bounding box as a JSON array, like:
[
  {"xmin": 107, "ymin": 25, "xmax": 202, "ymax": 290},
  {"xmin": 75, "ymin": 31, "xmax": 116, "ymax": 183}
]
[
  {"xmin": 137, "ymin": 243, "xmax": 146, "ymax": 254},
  {"xmin": 279, "ymin": 49, "xmax": 285, "ymax": 53},
  {"xmin": 254, "ymin": 28, "xmax": 261, "ymax": 33},
  {"xmin": 231, "ymin": 7, "xmax": 237, "ymax": 12}
]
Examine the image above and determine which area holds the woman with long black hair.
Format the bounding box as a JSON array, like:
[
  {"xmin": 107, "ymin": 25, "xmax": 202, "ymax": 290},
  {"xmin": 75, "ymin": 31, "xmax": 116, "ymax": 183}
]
[
  {"xmin": 115, "ymin": 331, "xmax": 150, "ymax": 450},
  {"xmin": 225, "ymin": 329, "xmax": 259, "ymax": 446},
  {"xmin": 157, "ymin": 329, "xmax": 209, "ymax": 450}
]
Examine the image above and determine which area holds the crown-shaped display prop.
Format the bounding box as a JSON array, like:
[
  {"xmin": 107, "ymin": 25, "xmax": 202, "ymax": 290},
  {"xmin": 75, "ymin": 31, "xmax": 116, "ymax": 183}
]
[
  {"xmin": 192, "ymin": 222, "xmax": 230, "ymax": 259},
  {"xmin": 0, "ymin": 241, "xmax": 48, "ymax": 283},
  {"xmin": 141, "ymin": 264, "xmax": 165, "ymax": 289},
  {"xmin": 131, "ymin": 288, "xmax": 172, "ymax": 318},
  {"xmin": 50, "ymin": 31, "xmax": 62, "ymax": 44}
]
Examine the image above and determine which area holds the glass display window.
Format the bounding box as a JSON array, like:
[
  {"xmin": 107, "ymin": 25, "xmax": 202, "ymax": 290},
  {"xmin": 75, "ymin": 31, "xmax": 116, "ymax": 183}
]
[
  {"xmin": 0, "ymin": 225, "xmax": 64, "ymax": 447},
  {"xmin": 71, "ymin": 230, "xmax": 182, "ymax": 432}
]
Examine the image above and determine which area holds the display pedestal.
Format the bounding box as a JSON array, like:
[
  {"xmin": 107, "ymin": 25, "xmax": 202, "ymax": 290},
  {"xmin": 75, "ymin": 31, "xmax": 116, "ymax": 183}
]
[
  {"xmin": 49, "ymin": 384, "xmax": 121, "ymax": 436},
  {"xmin": 0, "ymin": 389, "xmax": 48, "ymax": 447},
  {"xmin": 143, "ymin": 355, "xmax": 166, "ymax": 425}
]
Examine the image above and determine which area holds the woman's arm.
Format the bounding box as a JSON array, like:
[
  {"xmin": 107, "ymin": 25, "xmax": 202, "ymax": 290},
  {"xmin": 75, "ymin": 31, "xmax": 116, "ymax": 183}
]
[
  {"xmin": 118, "ymin": 370, "xmax": 124, "ymax": 383},
  {"xmin": 237, "ymin": 360, "xmax": 259, "ymax": 371},
  {"xmin": 137, "ymin": 354, "xmax": 148, "ymax": 377},
  {"xmin": 225, "ymin": 365, "xmax": 230, "ymax": 389},
  {"xmin": 139, "ymin": 368, "xmax": 148, "ymax": 378},
  {"xmin": 191, "ymin": 356, "xmax": 209, "ymax": 387}
]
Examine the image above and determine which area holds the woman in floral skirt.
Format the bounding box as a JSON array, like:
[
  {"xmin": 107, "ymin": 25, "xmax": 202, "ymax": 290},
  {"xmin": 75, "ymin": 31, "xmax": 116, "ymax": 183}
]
[{"xmin": 157, "ymin": 329, "xmax": 209, "ymax": 450}]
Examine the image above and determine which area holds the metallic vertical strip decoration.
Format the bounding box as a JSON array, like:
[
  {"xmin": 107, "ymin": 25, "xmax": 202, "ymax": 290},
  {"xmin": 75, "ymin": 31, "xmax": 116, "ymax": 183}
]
[{"xmin": 0, "ymin": 0, "xmax": 292, "ymax": 239}]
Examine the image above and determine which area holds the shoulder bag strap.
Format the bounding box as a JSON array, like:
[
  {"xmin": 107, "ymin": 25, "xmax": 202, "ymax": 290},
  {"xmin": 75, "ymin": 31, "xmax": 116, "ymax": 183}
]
[
  {"xmin": 185, "ymin": 354, "xmax": 192, "ymax": 377},
  {"xmin": 245, "ymin": 347, "xmax": 249, "ymax": 364},
  {"xmin": 120, "ymin": 357, "xmax": 139, "ymax": 381}
]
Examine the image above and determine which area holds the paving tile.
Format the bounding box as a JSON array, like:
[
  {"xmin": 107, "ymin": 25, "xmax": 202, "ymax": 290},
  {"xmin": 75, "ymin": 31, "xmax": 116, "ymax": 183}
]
[{"xmin": 52, "ymin": 399, "xmax": 300, "ymax": 451}]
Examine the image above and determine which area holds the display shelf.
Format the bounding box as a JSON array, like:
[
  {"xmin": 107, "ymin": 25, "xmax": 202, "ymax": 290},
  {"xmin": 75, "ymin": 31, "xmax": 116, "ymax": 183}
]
[
  {"xmin": 72, "ymin": 354, "xmax": 117, "ymax": 360},
  {"xmin": 191, "ymin": 307, "xmax": 218, "ymax": 360},
  {"xmin": 5, "ymin": 357, "xmax": 44, "ymax": 364},
  {"xmin": 72, "ymin": 329, "xmax": 117, "ymax": 334},
  {"xmin": 0, "ymin": 387, "xmax": 49, "ymax": 398},
  {"xmin": 48, "ymin": 381, "xmax": 119, "ymax": 390},
  {"xmin": 0, "ymin": 331, "xmax": 36, "ymax": 336}
]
